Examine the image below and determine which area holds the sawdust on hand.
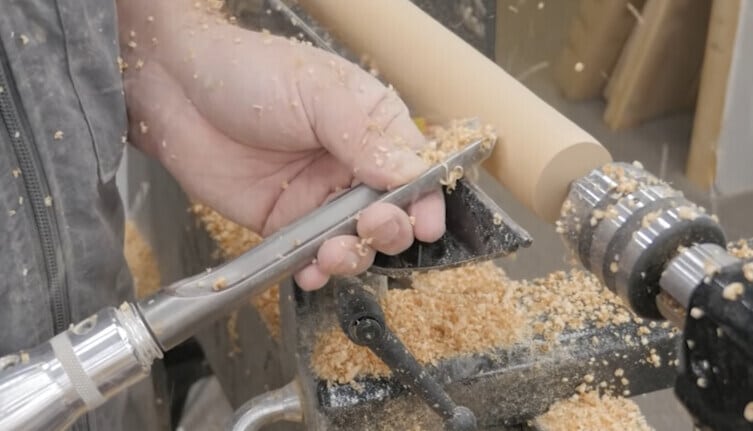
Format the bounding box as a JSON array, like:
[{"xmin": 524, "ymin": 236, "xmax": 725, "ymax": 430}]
[
  {"xmin": 124, "ymin": 220, "xmax": 161, "ymax": 299},
  {"xmin": 536, "ymin": 390, "xmax": 654, "ymax": 431}
]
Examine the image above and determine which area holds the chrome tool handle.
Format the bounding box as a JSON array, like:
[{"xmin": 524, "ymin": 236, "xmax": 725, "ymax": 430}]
[{"xmin": 0, "ymin": 304, "xmax": 161, "ymax": 431}]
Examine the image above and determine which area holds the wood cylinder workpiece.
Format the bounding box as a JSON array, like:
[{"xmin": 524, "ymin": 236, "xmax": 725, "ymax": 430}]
[{"xmin": 299, "ymin": 0, "xmax": 612, "ymax": 223}]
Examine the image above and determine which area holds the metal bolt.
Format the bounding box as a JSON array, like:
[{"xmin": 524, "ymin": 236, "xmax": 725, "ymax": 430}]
[{"xmin": 350, "ymin": 317, "xmax": 383, "ymax": 344}]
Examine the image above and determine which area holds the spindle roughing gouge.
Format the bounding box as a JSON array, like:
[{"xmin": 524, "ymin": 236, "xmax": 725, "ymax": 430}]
[{"xmin": 0, "ymin": 137, "xmax": 532, "ymax": 431}]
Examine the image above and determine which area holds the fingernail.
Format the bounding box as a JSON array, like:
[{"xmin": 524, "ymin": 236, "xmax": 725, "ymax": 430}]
[{"xmin": 370, "ymin": 219, "xmax": 400, "ymax": 244}]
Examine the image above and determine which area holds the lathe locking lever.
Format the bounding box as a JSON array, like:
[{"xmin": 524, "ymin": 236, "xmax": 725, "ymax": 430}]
[{"xmin": 334, "ymin": 277, "xmax": 478, "ymax": 431}]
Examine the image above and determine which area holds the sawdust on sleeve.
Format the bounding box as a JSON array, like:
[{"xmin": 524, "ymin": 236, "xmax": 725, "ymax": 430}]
[
  {"xmin": 191, "ymin": 203, "xmax": 281, "ymax": 338},
  {"xmin": 536, "ymin": 390, "xmax": 654, "ymax": 431},
  {"xmin": 124, "ymin": 220, "xmax": 161, "ymax": 299}
]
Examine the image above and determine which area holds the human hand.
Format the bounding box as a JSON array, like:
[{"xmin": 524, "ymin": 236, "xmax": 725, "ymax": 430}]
[{"xmin": 118, "ymin": 1, "xmax": 445, "ymax": 290}]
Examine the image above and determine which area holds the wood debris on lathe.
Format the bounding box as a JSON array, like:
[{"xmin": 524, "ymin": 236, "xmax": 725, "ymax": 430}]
[
  {"xmin": 310, "ymin": 263, "xmax": 633, "ymax": 383},
  {"xmin": 536, "ymin": 390, "xmax": 654, "ymax": 431}
]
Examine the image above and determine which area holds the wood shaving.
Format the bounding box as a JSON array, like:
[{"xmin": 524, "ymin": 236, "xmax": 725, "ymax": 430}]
[
  {"xmin": 744, "ymin": 401, "xmax": 753, "ymax": 422},
  {"xmin": 676, "ymin": 206, "xmax": 698, "ymax": 221},
  {"xmin": 439, "ymin": 165, "xmax": 464, "ymax": 192},
  {"xmin": 728, "ymin": 240, "xmax": 753, "ymax": 259},
  {"xmin": 641, "ymin": 210, "xmax": 662, "ymax": 229},
  {"xmin": 602, "ymin": 164, "xmax": 641, "ymax": 195},
  {"xmin": 609, "ymin": 261, "xmax": 619, "ymax": 273},
  {"xmin": 124, "ymin": 221, "xmax": 161, "ymax": 299},
  {"xmin": 355, "ymin": 237, "xmax": 373, "ymax": 257},
  {"xmin": 646, "ymin": 349, "xmax": 661, "ymax": 367},
  {"xmin": 311, "ymin": 264, "xmax": 633, "ymax": 383},
  {"xmin": 743, "ymin": 262, "xmax": 753, "ymax": 282},
  {"xmin": 212, "ymin": 276, "xmax": 228, "ymax": 291},
  {"xmin": 226, "ymin": 311, "xmax": 241, "ymax": 356},
  {"xmin": 722, "ymin": 282, "xmax": 744, "ymax": 301},
  {"xmin": 417, "ymin": 119, "xmax": 496, "ymax": 165},
  {"xmin": 536, "ymin": 390, "xmax": 653, "ymax": 431}
]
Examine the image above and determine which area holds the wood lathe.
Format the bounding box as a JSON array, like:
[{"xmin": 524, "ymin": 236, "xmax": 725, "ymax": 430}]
[{"xmin": 1, "ymin": 2, "xmax": 751, "ymax": 431}]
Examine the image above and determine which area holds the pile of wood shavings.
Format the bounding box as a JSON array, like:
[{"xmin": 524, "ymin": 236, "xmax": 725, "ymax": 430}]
[
  {"xmin": 536, "ymin": 390, "xmax": 653, "ymax": 431},
  {"xmin": 311, "ymin": 264, "xmax": 631, "ymax": 383},
  {"xmin": 191, "ymin": 203, "xmax": 281, "ymax": 338},
  {"xmin": 124, "ymin": 221, "xmax": 161, "ymax": 299},
  {"xmin": 519, "ymin": 270, "xmax": 632, "ymax": 341},
  {"xmin": 312, "ymin": 262, "xmax": 527, "ymax": 382},
  {"xmin": 418, "ymin": 119, "xmax": 496, "ymax": 165}
]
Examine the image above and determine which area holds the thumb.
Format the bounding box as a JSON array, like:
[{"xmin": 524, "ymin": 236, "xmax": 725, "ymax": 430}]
[{"xmin": 297, "ymin": 53, "xmax": 429, "ymax": 190}]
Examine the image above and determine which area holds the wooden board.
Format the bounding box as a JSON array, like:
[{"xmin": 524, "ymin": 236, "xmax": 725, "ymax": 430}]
[
  {"xmin": 603, "ymin": 0, "xmax": 713, "ymax": 130},
  {"xmin": 554, "ymin": 0, "xmax": 646, "ymax": 101},
  {"xmin": 686, "ymin": 0, "xmax": 742, "ymax": 190}
]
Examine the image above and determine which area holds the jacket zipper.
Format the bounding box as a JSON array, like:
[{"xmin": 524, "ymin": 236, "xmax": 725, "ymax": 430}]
[{"xmin": 0, "ymin": 42, "xmax": 70, "ymax": 334}]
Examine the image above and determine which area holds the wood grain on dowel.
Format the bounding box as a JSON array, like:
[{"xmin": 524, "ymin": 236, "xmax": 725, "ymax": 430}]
[{"xmin": 298, "ymin": 0, "xmax": 611, "ymax": 223}]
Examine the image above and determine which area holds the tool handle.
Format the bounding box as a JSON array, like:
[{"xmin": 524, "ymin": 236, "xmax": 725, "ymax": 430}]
[
  {"xmin": 334, "ymin": 277, "xmax": 477, "ymax": 431},
  {"xmin": 0, "ymin": 304, "xmax": 161, "ymax": 431}
]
